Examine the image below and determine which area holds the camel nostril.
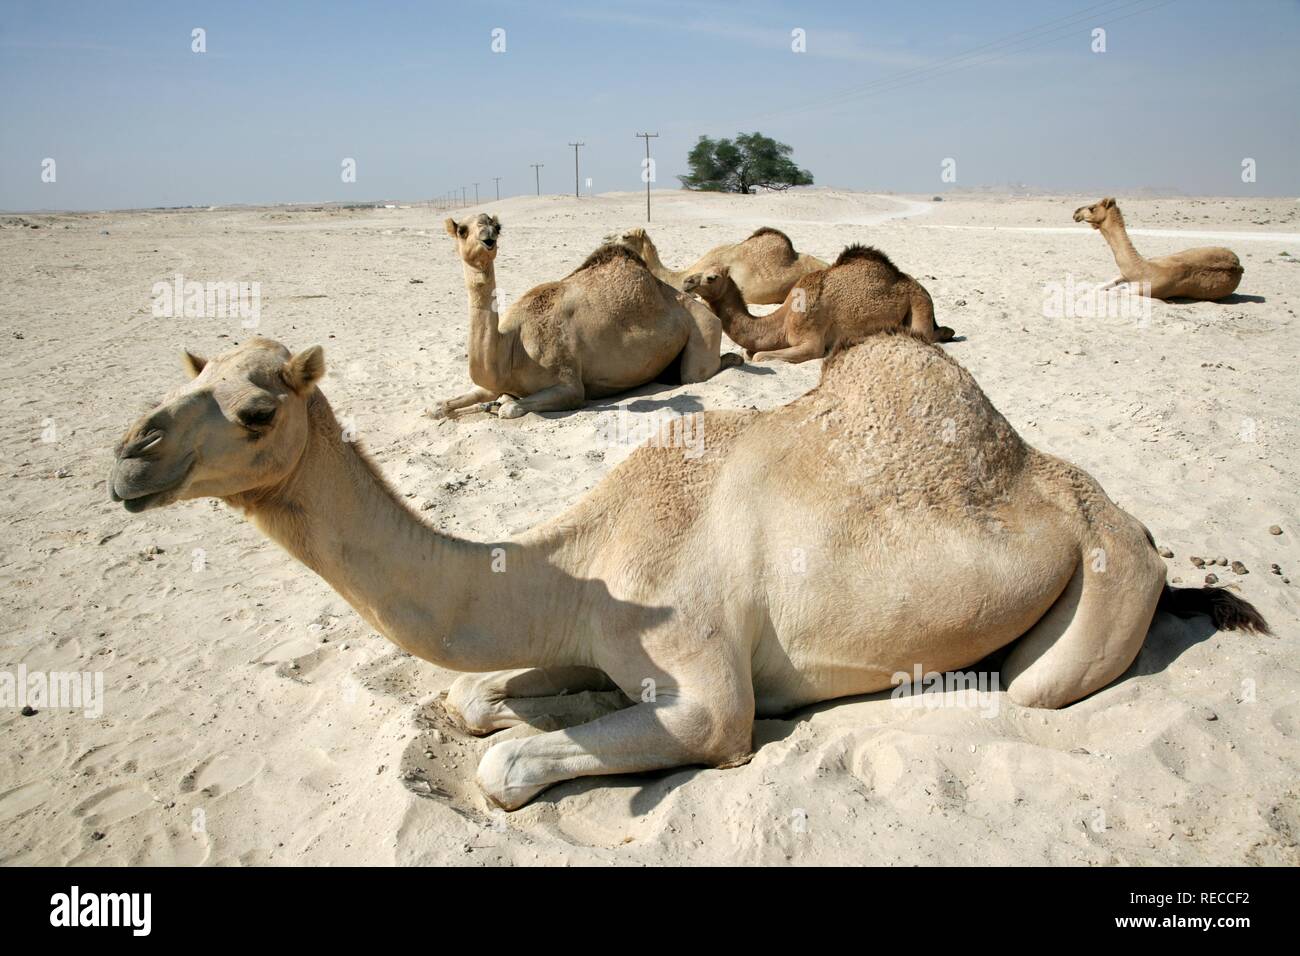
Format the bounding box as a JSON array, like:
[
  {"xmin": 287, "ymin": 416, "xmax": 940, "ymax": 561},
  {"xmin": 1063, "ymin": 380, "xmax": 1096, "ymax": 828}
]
[
  {"xmin": 122, "ymin": 429, "xmax": 165, "ymax": 459},
  {"xmin": 483, "ymin": 238, "xmax": 496, "ymax": 249}
]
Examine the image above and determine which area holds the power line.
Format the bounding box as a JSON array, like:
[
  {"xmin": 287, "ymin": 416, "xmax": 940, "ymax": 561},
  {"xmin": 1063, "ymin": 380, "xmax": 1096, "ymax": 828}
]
[
  {"xmin": 635, "ymin": 132, "xmax": 658, "ymax": 222},
  {"xmin": 568, "ymin": 142, "xmax": 585, "ymax": 198}
]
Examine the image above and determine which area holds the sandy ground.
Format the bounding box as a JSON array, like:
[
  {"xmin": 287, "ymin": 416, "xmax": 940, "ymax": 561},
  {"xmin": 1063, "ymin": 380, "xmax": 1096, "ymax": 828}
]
[{"xmin": 1, "ymin": 188, "xmax": 1297, "ymax": 866}]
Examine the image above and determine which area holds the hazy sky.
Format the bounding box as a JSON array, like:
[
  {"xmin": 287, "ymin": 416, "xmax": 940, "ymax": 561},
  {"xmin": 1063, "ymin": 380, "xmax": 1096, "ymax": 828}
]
[{"xmin": 2, "ymin": 0, "xmax": 1297, "ymax": 210}]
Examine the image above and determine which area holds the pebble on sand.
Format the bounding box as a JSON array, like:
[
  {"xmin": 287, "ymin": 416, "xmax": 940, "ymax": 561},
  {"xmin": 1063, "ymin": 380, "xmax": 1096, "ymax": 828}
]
[
  {"xmin": 1158, "ymin": 547, "xmax": 1173, "ymax": 558},
  {"xmin": 1231, "ymin": 561, "xmax": 1248, "ymax": 574},
  {"xmin": 1204, "ymin": 573, "xmax": 1219, "ymax": 585},
  {"xmin": 1190, "ymin": 556, "xmax": 1205, "ymax": 568},
  {"xmin": 1269, "ymin": 525, "xmax": 1283, "ymax": 535}
]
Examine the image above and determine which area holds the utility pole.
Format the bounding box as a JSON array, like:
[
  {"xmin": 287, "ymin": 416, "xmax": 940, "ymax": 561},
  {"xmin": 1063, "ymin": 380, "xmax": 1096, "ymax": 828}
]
[
  {"xmin": 568, "ymin": 142, "xmax": 585, "ymax": 198},
  {"xmin": 635, "ymin": 132, "xmax": 659, "ymax": 222},
  {"xmin": 460, "ymin": 186, "xmax": 467, "ymax": 207},
  {"xmin": 473, "ymin": 182, "xmax": 479, "ymax": 205},
  {"xmin": 493, "ymin": 177, "xmax": 501, "ymax": 201},
  {"xmin": 530, "ymin": 163, "xmax": 544, "ymax": 196}
]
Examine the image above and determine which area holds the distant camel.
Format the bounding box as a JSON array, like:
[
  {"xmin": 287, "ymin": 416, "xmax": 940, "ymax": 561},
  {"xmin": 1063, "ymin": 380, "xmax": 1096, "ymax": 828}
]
[
  {"xmin": 608, "ymin": 226, "xmax": 828, "ymax": 304},
  {"xmin": 431, "ymin": 214, "xmax": 738, "ymax": 419},
  {"xmin": 684, "ymin": 245, "xmax": 954, "ymax": 363},
  {"xmin": 110, "ymin": 334, "xmax": 1266, "ymax": 808},
  {"xmin": 1073, "ymin": 197, "xmax": 1244, "ymax": 300}
]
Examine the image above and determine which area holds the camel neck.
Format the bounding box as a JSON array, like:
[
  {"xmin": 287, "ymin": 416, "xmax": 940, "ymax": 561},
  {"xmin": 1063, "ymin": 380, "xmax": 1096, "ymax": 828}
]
[
  {"xmin": 709, "ymin": 282, "xmax": 788, "ymax": 353},
  {"xmin": 639, "ymin": 242, "xmax": 678, "ymax": 284},
  {"xmin": 462, "ymin": 260, "xmax": 511, "ymax": 383},
  {"xmin": 1099, "ymin": 210, "xmax": 1145, "ymax": 277},
  {"xmin": 229, "ymin": 392, "xmax": 584, "ymax": 672}
]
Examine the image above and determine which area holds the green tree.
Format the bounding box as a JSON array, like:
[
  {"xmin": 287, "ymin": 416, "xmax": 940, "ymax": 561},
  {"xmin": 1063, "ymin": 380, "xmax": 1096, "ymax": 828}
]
[{"xmin": 678, "ymin": 132, "xmax": 814, "ymax": 194}]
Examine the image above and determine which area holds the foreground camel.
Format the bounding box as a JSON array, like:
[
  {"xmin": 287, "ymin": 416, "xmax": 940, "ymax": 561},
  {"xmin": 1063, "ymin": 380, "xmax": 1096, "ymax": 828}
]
[
  {"xmin": 607, "ymin": 226, "xmax": 828, "ymax": 304},
  {"xmin": 431, "ymin": 214, "xmax": 738, "ymax": 419},
  {"xmin": 684, "ymin": 245, "xmax": 955, "ymax": 362},
  {"xmin": 110, "ymin": 335, "xmax": 1266, "ymax": 809},
  {"xmin": 1072, "ymin": 197, "xmax": 1244, "ymax": 300}
]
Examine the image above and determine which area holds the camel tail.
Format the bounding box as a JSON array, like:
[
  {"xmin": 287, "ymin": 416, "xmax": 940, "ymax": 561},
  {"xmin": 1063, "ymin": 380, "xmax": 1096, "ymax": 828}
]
[{"xmin": 1157, "ymin": 584, "xmax": 1270, "ymax": 635}]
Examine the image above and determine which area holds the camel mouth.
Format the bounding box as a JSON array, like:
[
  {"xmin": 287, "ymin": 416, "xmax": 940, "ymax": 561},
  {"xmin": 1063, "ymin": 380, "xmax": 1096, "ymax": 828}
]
[{"xmin": 110, "ymin": 457, "xmax": 194, "ymax": 512}]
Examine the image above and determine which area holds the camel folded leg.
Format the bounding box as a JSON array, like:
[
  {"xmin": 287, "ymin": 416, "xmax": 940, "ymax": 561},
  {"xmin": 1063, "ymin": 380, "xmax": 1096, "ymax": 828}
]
[
  {"xmin": 428, "ymin": 385, "xmax": 499, "ymax": 419},
  {"xmin": 1002, "ymin": 541, "xmax": 1165, "ymax": 709},
  {"xmin": 679, "ymin": 298, "xmax": 744, "ymax": 382},
  {"xmin": 475, "ymin": 695, "xmax": 754, "ymax": 809},
  {"xmin": 445, "ymin": 667, "xmax": 624, "ymax": 736},
  {"xmin": 495, "ymin": 381, "xmax": 585, "ymax": 419},
  {"xmin": 750, "ymin": 339, "xmax": 826, "ymax": 364}
]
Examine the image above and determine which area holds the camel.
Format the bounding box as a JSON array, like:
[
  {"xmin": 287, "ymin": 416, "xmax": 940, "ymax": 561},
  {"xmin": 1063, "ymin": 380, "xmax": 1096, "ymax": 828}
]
[
  {"xmin": 607, "ymin": 226, "xmax": 828, "ymax": 304},
  {"xmin": 1072, "ymin": 197, "xmax": 1244, "ymax": 300},
  {"xmin": 683, "ymin": 245, "xmax": 955, "ymax": 363},
  {"xmin": 110, "ymin": 334, "xmax": 1267, "ymax": 810},
  {"xmin": 431, "ymin": 213, "xmax": 739, "ymax": 419}
]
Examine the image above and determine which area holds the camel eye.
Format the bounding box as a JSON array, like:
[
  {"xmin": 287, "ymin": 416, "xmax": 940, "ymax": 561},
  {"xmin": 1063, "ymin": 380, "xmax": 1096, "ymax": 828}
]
[
  {"xmin": 458, "ymin": 226, "xmax": 467, "ymax": 238},
  {"xmin": 238, "ymin": 405, "xmax": 277, "ymax": 430}
]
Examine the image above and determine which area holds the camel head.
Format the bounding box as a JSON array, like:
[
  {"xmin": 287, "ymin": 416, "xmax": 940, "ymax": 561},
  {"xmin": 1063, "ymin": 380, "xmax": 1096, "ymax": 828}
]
[
  {"xmin": 1073, "ymin": 197, "xmax": 1117, "ymax": 229},
  {"xmin": 605, "ymin": 227, "xmax": 653, "ymax": 259},
  {"xmin": 682, "ymin": 265, "xmax": 730, "ymax": 301},
  {"xmin": 109, "ymin": 338, "xmax": 325, "ymax": 512},
  {"xmin": 445, "ymin": 213, "xmax": 502, "ymax": 269}
]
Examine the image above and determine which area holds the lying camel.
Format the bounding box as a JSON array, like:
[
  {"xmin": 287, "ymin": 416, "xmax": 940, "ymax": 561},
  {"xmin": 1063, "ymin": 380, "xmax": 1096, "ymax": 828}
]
[
  {"xmin": 110, "ymin": 335, "xmax": 1266, "ymax": 809},
  {"xmin": 608, "ymin": 226, "xmax": 828, "ymax": 304},
  {"xmin": 683, "ymin": 245, "xmax": 954, "ymax": 363},
  {"xmin": 1073, "ymin": 197, "xmax": 1244, "ymax": 300},
  {"xmin": 431, "ymin": 214, "xmax": 738, "ymax": 419}
]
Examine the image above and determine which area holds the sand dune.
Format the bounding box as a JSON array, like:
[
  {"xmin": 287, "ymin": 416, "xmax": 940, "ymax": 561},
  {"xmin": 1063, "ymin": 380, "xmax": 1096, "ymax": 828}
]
[{"xmin": 1, "ymin": 189, "xmax": 1296, "ymax": 865}]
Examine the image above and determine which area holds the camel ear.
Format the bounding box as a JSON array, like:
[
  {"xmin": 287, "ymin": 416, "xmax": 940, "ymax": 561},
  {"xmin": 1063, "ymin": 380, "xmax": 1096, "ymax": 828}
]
[
  {"xmin": 1101, "ymin": 197, "xmax": 1115, "ymax": 208},
  {"xmin": 716, "ymin": 264, "xmax": 730, "ymax": 277},
  {"xmin": 182, "ymin": 350, "xmax": 207, "ymax": 379},
  {"xmin": 283, "ymin": 346, "xmax": 325, "ymax": 395},
  {"xmin": 444, "ymin": 218, "xmax": 458, "ymax": 237}
]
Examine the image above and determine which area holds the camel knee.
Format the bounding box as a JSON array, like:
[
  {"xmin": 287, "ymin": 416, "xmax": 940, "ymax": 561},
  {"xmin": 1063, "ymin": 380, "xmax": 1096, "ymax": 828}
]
[{"xmin": 445, "ymin": 674, "xmax": 504, "ymax": 736}]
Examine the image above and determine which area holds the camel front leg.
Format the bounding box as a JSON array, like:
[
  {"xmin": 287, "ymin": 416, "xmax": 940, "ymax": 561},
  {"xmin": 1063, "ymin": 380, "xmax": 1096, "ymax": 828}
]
[
  {"xmin": 427, "ymin": 385, "xmax": 499, "ymax": 419},
  {"xmin": 750, "ymin": 338, "xmax": 825, "ymax": 364},
  {"xmin": 494, "ymin": 381, "xmax": 585, "ymax": 419},
  {"xmin": 445, "ymin": 666, "xmax": 625, "ymax": 736},
  {"xmin": 476, "ymin": 696, "xmax": 754, "ymax": 809},
  {"xmin": 679, "ymin": 298, "xmax": 744, "ymax": 383}
]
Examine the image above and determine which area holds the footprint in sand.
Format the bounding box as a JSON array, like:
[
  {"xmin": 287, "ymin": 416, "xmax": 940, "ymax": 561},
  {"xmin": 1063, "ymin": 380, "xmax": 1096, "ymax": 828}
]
[
  {"xmin": 0, "ymin": 779, "xmax": 54, "ymax": 823},
  {"xmin": 178, "ymin": 751, "xmax": 265, "ymax": 797},
  {"xmin": 73, "ymin": 783, "xmax": 158, "ymax": 827}
]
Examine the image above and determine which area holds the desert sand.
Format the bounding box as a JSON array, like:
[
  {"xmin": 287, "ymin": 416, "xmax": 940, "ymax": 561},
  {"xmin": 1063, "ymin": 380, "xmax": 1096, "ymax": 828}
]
[{"xmin": 1, "ymin": 188, "xmax": 1297, "ymax": 865}]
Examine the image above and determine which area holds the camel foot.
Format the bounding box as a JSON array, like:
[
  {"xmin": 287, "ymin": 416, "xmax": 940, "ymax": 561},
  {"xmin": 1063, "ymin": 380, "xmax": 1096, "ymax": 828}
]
[
  {"xmin": 477, "ymin": 738, "xmax": 547, "ymax": 810},
  {"xmin": 497, "ymin": 398, "xmax": 527, "ymax": 419},
  {"xmin": 425, "ymin": 403, "xmax": 451, "ymax": 420}
]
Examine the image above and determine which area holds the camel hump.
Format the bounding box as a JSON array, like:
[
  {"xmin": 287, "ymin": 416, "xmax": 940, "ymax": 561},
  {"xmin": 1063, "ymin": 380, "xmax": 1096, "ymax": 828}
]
[
  {"xmin": 567, "ymin": 242, "xmax": 648, "ymax": 277},
  {"xmin": 748, "ymin": 226, "xmax": 794, "ymax": 248},
  {"xmin": 834, "ymin": 244, "xmax": 903, "ymax": 280},
  {"xmin": 746, "ymin": 226, "xmax": 798, "ymax": 264},
  {"xmin": 1158, "ymin": 583, "xmax": 1270, "ymax": 634}
]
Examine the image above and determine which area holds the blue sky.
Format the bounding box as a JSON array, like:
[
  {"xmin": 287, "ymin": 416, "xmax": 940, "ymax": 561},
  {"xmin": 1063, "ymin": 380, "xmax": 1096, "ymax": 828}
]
[{"xmin": 1, "ymin": 0, "xmax": 1297, "ymax": 210}]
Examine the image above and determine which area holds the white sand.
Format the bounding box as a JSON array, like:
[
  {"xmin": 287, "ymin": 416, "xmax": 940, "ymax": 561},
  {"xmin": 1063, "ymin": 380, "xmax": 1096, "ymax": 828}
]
[{"xmin": 1, "ymin": 189, "xmax": 1297, "ymax": 865}]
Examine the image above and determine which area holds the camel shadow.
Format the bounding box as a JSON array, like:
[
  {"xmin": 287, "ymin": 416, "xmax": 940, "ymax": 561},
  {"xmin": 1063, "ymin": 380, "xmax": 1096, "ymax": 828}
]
[{"xmin": 1164, "ymin": 293, "xmax": 1265, "ymax": 305}]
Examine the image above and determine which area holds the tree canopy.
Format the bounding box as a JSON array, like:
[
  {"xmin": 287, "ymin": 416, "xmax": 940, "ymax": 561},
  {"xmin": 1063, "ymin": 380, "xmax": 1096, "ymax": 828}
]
[{"xmin": 678, "ymin": 132, "xmax": 814, "ymax": 194}]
